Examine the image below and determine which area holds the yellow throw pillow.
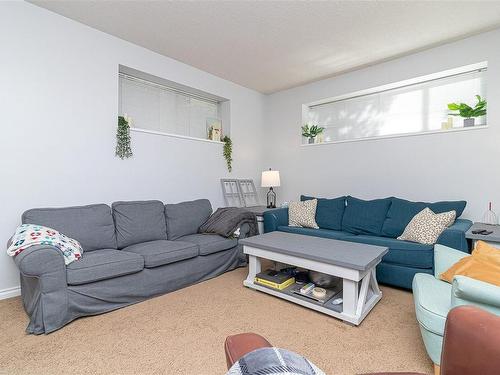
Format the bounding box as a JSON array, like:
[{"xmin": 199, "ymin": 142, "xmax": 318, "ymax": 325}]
[
  {"xmin": 473, "ymin": 240, "xmax": 500, "ymax": 263},
  {"xmin": 440, "ymin": 241, "xmax": 500, "ymax": 287}
]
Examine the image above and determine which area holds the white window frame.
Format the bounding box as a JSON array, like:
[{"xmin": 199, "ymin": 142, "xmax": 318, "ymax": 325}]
[
  {"xmin": 119, "ymin": 66, "xmax": 229, "ymax": 145},
  {"xmin": 302, "ymin": 61, "xmax": 488, "ymax": 146}
]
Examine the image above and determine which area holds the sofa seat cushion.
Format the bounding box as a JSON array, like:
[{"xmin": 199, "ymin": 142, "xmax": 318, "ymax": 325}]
[
  {"xmin": 122, "ymin": 240, "xmax": 198, "ymax": 268},
  {"xmin": 300, "ymin": 195, "xmax": 346, "ymax": 231},
  {"xmin": 112, "ymin": 200, "xmax": 167, "ymax": 249},
  {"xmin": 277, "ymin": 226, "xmax": 355, "ymax": 240},
  {"xmin": 179, "ymin": 234, "xmax": 237, "ymax": 255},
  {"xmin": 341, "ymin": 196, "xmax": 392, "ymax": 236},
  {"xmin": 348, "ymin": 235, "xmax": 434, "ymax": 269},
  {"xmin": 66, "ymin": 249, "xmax": 144, "ymax": 285},
  {"xmin": 382, "ymin": 197, "xmax": 466, "ymax": 238},
  {"xmin": 413, "ymin": 273, "xmax": 451, "ymax": 336}
]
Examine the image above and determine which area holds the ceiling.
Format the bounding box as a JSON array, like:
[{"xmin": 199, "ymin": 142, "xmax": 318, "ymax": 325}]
[{"xmin": 30, "ymin": 1, "xmax": 500, "ymax": 94}]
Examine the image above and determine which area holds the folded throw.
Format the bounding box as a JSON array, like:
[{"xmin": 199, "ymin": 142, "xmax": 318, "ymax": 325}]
[
  {"xmin": 199, "ymin": 207, "xmax": 259, "ymax": 238},
  {"xmin": 7, "ymin": 224, "xmax": 82, "ymax": 265}
]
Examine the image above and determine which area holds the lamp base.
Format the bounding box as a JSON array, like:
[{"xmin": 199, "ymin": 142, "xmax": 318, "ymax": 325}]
[{"xmin": 266, "ymin": 187, "xmax": 276, "ymax": 209}]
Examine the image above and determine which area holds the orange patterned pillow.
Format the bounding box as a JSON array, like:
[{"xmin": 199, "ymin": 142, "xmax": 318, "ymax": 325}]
[{"xmin": 440, "ymin": 241, "xmax": 500, "ymax": 287}]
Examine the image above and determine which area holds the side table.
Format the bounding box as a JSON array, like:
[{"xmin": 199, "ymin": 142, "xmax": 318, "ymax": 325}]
[{"xmin": 465, "ymin": 223, "xmax": 500, "ymax": 249}]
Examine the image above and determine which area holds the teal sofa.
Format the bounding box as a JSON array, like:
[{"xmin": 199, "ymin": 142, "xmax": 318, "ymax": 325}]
[
  {"xmin": 413, "ymin": 244, "xmax": 500, "ymax": 365},
  {"xmin": 263, "ymin": 195, "xmax": 472, "ymax": 289}
]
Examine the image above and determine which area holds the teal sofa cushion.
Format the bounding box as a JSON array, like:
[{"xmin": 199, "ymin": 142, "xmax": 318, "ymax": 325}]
[
  {"xmin": 341, "ymin": 196, "xmax": 391, "ymax": 235},
  {"xmin": 300, "ymin": 195, "xmax": 346, "ymax": 231},
  {"xmin": 348, "ymin": 235, "xmax": 434, "ymax": 268},
  {"xmin": 277, "ymin": 226, "xmax": 355, "ymax": 240},
  {"xmin": 382, "ymin": 197, "xmax": 466, "ymax": 238}
]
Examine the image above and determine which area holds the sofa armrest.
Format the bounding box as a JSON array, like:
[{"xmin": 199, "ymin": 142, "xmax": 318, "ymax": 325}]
[
  {"xmin": 14, "ymin": 245, "xmax": 67, "ymax": 278},
  {"xmin": 263, "ymin": 208, "xmax": 288, "ymax": 233},
  {"xmin": 451, "ymin": 275, "xmax": 500, "ymax": 315},
  {"xmin": 13, "ymin": 245, "xmax": 70, "ymax": 334},
  {"xmin": 436, "ymin": 219, "xmax": 472, "ymax": 252},
  {"xmin": 434, "ymin": 244, "xmax": 470, "ymax": 278}
]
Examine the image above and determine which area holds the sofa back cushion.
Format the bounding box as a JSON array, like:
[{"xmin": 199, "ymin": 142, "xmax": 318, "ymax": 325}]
[
  {"xmin": 341, "ymin": 196, "xmax": 392, "ymax": 235},
  {"xmin": 22, "ymin": 204, "xmax": 117, "ymax": 251},
  {"xmin": 112, "ymin": 200, "xmax": 167, "ymax": 249},
  {"xmin": 300, "ymin": 195, "xmax": 346, "ymax": 231},
  {"xmin": 381, "ymin": 197, "xmax": 466, "ymax": 238},
  {"xmin": 165, "ymin": 199, "xmax": 212, "ymax": 240}
]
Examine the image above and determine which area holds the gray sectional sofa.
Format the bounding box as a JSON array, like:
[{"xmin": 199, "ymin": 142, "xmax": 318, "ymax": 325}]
[{"xmin": 14, "ymin": 199, "xmax": 248, "ymax": 334}]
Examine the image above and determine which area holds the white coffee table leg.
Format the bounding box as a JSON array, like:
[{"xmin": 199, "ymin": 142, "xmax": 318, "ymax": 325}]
[
  {"xmin": 245, "ymin": 254, "xmax": 262, "ymax": 285},
  {"xmin": 342, "ymin": 279, "xmax": 358, "ymax": 318}
]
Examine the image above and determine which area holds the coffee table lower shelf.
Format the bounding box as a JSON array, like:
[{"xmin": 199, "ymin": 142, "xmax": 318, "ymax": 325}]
[{"xmin": 244, "ymin": 279, "xmax": 380, "ymax": 325}]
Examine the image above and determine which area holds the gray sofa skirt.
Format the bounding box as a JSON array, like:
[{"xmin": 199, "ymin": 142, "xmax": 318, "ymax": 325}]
[{"xmin": 19, "ymin": 246, "xmax": 246, "ymax": 334}]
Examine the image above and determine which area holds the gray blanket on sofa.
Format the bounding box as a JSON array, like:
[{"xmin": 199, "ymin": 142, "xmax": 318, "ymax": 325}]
[{"xmin": 198, "ymin": 207, "xmax": 259, "ymax": 238}]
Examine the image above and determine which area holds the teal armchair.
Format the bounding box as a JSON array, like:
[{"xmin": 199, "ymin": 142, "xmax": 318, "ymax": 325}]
[{"xmin": 413, "ymin": 244, "xmax": 500, "ymax": 366}]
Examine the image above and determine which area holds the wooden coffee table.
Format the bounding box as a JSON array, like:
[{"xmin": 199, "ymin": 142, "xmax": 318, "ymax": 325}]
[{"xmin": 239, "ymin": 231, "xmax": 388, "ymax": 326}]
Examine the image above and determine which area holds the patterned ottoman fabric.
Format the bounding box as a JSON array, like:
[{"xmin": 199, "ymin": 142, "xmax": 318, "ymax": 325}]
[{"xmin": 226, "ymin": 347, "xmax": 325, "ymax": 375}]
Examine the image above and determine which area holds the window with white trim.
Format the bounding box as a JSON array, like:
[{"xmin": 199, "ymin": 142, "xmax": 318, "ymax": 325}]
[
  {"xmin": 118, "ymin": 67, "xmax": 229, "ymax": 142},
  {"xmin": 303, "ymin": 62, "xmax": 487, "ymax": 144}
]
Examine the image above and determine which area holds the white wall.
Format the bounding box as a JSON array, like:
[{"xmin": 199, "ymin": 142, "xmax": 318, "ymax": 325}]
[
  {"xmin": 0, "ymin": 2, "xmax": 266, "ymax": 295},
  {"xmin": 264, "ymin": 29, "xmax": 500, "ymax": 222}
]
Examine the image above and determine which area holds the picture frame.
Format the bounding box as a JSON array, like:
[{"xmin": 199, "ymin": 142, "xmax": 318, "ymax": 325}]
[{"xmin": 207, "ymin": 118, "xmax": 222, "ymax": 142}]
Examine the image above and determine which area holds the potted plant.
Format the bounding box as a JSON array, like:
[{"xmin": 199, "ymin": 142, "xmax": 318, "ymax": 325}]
[
  {"xmin": 301, "ymin": 124, "xmax": 325, "ymax": 144},
  {"xmin": 116, "ymin": 115, "xmax": 133, "ymax": 159},
  {"xmin": 448, "ymin": 95, "xmax": 487, "ymax": 127},
  {"xmin": 222, "ymin": 135, "xmax": 232, "ymax": 172}
]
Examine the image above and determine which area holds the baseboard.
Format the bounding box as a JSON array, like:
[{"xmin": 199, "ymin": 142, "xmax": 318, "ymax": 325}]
[{"xmin": 0, "ymin": 286, "xmax": 21, "ymax": 300}]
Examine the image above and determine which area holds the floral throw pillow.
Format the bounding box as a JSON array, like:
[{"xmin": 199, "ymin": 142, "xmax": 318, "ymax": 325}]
[
  {"xmin": 398, "ymin": 208, "xmax": 456, "ymax": 245},
  {"xmin": 288, "ymin": 199, "xmax": 319, "ymax": 229}
]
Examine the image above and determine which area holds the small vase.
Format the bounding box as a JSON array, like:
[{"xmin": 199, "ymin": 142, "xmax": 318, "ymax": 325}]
[
  {"xmin": 464, "ymin": 118, "xmax": 475, "ymax": 127},
  {"xmin": 308, "ymin": 137, "xmax": 315, "ymax": 144}
]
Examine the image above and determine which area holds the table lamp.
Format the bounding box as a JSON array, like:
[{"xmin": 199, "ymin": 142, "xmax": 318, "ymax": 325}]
[{"xmin": 261, "ymin": 168, "xmax": 280, "ymax": 208}]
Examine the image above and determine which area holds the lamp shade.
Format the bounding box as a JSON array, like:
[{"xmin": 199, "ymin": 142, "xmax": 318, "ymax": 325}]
[{"xmin": 261, "ymin": 170, "xmax": 280, "ymax": 187}]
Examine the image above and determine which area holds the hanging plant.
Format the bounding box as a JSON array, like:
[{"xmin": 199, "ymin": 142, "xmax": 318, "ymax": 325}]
[
  {"xmin": 222, "ymin": 135, "xmax": 232, "ymax": 172},
  {"xmin": 116, "ymin": 115, "xmax": 133, "ymax": 159}
]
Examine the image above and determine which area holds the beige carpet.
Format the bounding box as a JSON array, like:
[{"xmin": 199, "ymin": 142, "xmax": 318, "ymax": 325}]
[{"xmin": 0, "ymin": 267, "xmax": 432, "ymax": 375}]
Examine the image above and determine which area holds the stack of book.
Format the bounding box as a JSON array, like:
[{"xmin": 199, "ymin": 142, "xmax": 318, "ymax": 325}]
[{"xmin": 255, "ymin": 269, "xmax": 295, "ymax": 290}]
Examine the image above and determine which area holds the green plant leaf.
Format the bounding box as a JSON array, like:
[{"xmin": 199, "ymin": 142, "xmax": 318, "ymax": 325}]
[
  {"xmin": 222, "ymin": 136, "xmax": 232, "ymax": 172},
  {"xmin": 474, "ymin": 109, "xmax": 486, "ymax": 117}
]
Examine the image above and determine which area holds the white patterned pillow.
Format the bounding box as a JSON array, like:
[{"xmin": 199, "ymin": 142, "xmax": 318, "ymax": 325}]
[
  {"xmin": 289, "ymin": 199, "xmax": 319, "ymax": 229},
  {"xmin": 398, "ymin": 208, "xmax": 456, "ymax": 245}
]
